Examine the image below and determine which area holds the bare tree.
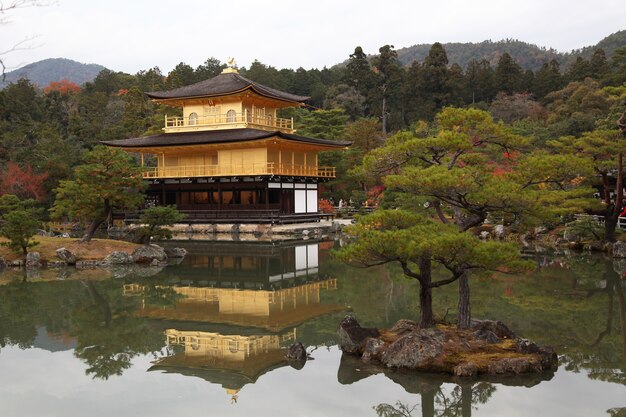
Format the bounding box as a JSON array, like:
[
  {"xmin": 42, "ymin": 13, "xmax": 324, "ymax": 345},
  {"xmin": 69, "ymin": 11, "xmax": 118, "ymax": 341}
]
[{"xmin": 0, "ymin": 0, "xmax": 51, "ymax": 80}]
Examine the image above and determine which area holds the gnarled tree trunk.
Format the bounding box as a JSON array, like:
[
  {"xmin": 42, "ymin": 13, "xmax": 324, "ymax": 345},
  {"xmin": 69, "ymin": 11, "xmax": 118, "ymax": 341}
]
[
  {"xmin": 457, "ymin": 270, "xmax": 471, "ymax": 329},
  {"xmin": 418, "ymin": 255, "xmax": 434, "ymax": 328},
  {"xmin": 81, "ymin": 199, "xmax": 111, "ymax": 243}
]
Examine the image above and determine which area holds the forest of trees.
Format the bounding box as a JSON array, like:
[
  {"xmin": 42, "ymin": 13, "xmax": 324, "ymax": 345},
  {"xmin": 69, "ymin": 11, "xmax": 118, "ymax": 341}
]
[{"xmin": 0, "ymin": 42, "xmax": 625, "ymax": 218}]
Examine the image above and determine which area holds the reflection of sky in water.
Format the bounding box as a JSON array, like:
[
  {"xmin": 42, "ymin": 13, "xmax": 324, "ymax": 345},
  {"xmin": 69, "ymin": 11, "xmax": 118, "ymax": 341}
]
[{"xmin": 1, "ymin": 346, "xmax": 626, "ymax": 417}]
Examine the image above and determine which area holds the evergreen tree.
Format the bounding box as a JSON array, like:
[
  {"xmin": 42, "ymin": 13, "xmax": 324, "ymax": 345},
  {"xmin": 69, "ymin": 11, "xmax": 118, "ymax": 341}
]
[
  {"xmin": 590, "ymin": 48, "xmax": 610, "ymax": 80},
  {"xmin": 166, "ymin": 62, "xmax": 196, "ymax": 89},
  {"xmin": 606, "ymin": 46, "xmax": 626, "ymax": 86},
  {"xmin": 495, "ymin": 53, "xmax": 523, "ymax": 94},
  {"xmin": 566, "ymin": 56, "xmax": 592, "ymax": 82},
  {"xmin": 371, "ymin": 45, "xmax": 404, "ymax": 133},
  {"xmin": 344, "ymin": 46, "xmax": 375, "ymax": 99},
  {"xmin": 533, "ymin": 60, "xmax": 563, "ymax": 100},
  {"xmin": 51, "ymin": 145, "xmax": 145, "ymax": 242},
  {"xmin": 405, "ymin": 43, "xmax": 455, "ymax": 122},
  {"xmin": 194, "ymin": 57, "xmax": 225, "ymax": 82},
  {"xmin": 0, "ymin": 194, "xmax": 42, "ymax": 256},
  {"xmin": 464, "ymin": 59, "xmax": 496, "ymax": 104},
  {"xmin": 135, "ymin": 67, "xmax": 165, "ymax": 92}
]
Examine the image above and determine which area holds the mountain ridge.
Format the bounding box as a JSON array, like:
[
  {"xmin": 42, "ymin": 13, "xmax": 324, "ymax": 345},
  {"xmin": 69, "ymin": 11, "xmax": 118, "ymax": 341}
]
[
  {"xmin": 0, "ymin": 57, "xmax": 105, "ymax": 88},
  {"xmin": 2, "ymin": 30, "xmax": 624, "ymax": 88}
]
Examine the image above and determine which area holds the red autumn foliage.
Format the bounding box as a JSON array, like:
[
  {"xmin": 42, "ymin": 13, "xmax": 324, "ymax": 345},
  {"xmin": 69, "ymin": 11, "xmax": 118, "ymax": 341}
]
[
  {"xmin": 43, "ymin": 79, "xmax": 81, "ymax": 95},
  {"xmin": 366, "ymin": 185, "xmax": 385, "ymax": 207},
  {"xmin": 502, "ymin": 151, "xmax": 519, "ymax": 160},
  {"xmin": 318, "ymin": 198, "xmax": 336, "ymax": 213},
  {"xmin": 491, "ymin": 166, "xmax": 512, "ymax": 177},
  {"xmin": 0, "ymin": 162, "xmax": 48, "ymax": 202},
  {"xmin": 116, "ymin": 89, "xmax": 129, "ymax": 96}
]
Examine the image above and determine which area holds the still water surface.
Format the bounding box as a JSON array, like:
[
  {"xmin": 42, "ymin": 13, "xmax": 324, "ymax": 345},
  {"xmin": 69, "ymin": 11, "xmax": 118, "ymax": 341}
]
[{"xmin": 1, "ymin": 240, "xmax": 625, "ymax": 416}]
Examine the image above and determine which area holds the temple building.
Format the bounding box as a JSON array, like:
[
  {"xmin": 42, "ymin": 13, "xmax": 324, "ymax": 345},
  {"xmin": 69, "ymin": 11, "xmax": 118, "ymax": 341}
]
[{"xmin": 103, "ymin": 63, "xmax": 350, "ymax": 223}]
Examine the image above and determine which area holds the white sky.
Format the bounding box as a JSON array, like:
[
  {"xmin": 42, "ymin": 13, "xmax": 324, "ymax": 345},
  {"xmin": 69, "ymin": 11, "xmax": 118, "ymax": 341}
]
[{"xmin": 1, "ymin": 0, "xmax": 625, "ymax": 74}]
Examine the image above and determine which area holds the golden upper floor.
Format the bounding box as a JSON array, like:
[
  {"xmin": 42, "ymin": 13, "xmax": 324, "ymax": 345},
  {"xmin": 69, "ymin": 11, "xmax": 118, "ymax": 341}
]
[
  {"xmin": 148, "ymin": 67, "xmax": 307, "ymax": 134},
  {"xmin": 102, "ymin": 67, "xmax": 351, "ymax": 176}
]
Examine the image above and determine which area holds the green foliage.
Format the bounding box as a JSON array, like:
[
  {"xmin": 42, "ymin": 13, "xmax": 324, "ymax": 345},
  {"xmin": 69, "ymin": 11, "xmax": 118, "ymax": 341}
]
[
  {"xmin": 495, "ymin": 53, "xmax": 523, "ymax": 94},
  {"xmin": 336, "ymin": 209, "xmax": 531, "ymax": 275},
  {"xmin": 51, "ymin": 145, "xmax": 145, "ymax": 241},
  {"xmin": 564, "ymin": 217, "xmax": 605, "ymax": 241},
  {"xmin": 296, "ymin": 108, "xmax": 349, "ymax": 140},
  {"xmin": 544, "ymin": 79, "xmax": 611, "ymax": 136},
  {"xmin": 135, "ymin": 205, "xmax": 186, "ymax": 243},
  {"xmin": 0, "ymin": 194, "xmax": 42, "ymax": 255}
]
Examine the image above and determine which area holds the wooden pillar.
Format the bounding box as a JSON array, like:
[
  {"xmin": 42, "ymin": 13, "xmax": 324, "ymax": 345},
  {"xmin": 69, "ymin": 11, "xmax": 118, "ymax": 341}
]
[{"xmin": 218, "ymin": 182, "xmax": 222, "ymax": 212}]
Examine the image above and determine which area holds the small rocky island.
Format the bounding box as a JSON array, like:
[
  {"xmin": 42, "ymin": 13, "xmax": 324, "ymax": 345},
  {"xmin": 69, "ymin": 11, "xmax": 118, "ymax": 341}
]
[{"xmin": 338, "ymin": 316, "xmax": 557, "ymax": 377}]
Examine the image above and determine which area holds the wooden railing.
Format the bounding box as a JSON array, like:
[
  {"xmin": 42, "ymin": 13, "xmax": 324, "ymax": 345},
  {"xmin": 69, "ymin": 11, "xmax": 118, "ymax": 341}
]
[
  {"xmin": 142, "ymin": 163, "xmax": 336, "ymax": 179},
  {"xmin": 164, "ymin": 112, "xmax": 293, "ymax": 132},
  {"xmin": 574, "ymin": 214, "xmax": 626, "ymax": 229},
  {"xmin": 121, "ymin": 209, "xmax": 331, "ymax": 224}
]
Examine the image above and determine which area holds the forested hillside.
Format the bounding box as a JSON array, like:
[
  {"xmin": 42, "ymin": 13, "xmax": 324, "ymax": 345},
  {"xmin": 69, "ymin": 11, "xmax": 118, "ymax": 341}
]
[
  {"xmin": 396, "ymin": 39, "xmax": 562, "ymax": 71},
  {"xmin": 0, "ymin": 58, "xmax": 105, "ymax": 88}
]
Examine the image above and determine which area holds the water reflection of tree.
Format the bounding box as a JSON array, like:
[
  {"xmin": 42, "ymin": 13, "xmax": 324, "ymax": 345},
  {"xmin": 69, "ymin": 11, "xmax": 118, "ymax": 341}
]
[
  {"xmin": 0, "ymin": 277, "xmax": 166, "ymax": 380},
  {"xmin": 559, "ymin": 258, "xmax": 626, "ymax": 385},
  {"xmin": 374, "ymin": 382, "xmax": 495, "ymax": 417},
  {"xmin": 71, "ymin": 280, "xmax": 167, "ymax": 379}
]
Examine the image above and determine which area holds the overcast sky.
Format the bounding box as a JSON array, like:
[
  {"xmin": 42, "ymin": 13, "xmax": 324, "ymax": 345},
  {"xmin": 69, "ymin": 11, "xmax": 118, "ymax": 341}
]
[{"xmin": 1, "ymin": 0, "xmax": 625, "ymax": 74}]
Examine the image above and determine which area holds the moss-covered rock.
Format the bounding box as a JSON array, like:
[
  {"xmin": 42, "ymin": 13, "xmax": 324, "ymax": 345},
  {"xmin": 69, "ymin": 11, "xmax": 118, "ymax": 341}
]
[{"xmin": 338, "ymin": 316, "xmax": 557, "ymax": 376}]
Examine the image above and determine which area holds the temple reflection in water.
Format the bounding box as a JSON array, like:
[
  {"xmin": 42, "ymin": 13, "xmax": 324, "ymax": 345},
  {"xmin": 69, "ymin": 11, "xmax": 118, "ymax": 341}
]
[{"xmin": 125, "ymin": 241, "xmax": 344, "ymax": 397}]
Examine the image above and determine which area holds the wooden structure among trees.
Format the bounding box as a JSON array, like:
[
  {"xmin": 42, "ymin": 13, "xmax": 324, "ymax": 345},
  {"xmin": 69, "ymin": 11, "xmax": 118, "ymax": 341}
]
[{"xmin": 103, "ymin": 65, "xmax": 350, "ymax": 223}]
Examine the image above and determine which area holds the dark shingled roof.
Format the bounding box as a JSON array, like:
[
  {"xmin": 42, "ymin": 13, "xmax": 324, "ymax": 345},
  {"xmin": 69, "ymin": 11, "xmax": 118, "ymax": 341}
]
[
  {"xmin": 146, "ymin": 72, "xmax": 309, "ymax": 102},
  {"xmin": 101, "ymin": 128, "xmax": 351, "ymax": 149}
]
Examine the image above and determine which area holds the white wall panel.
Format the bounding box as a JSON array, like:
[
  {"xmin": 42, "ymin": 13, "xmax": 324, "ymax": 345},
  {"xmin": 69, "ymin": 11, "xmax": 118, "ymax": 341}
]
[
  {"xmin": 307, "ymin": 244, "xmax": 319, "ymax": 268},
  {"xmin": 306, "ymin": 190, "xmax": 318, "ymax": 213},
  {"xmin": 295, "ymin": 189, "xmax": 306, "ymax": 213}
]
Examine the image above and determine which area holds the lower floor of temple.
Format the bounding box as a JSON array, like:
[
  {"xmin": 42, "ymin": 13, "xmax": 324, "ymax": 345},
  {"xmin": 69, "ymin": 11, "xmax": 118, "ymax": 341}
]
[{"xmin": 137, "ymin": 176, "xmax": 327, "ymax": 223}]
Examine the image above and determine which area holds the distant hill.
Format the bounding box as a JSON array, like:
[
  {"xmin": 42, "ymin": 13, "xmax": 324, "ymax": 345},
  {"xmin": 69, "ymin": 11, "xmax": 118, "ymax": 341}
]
[
  {"xmin": 0, "ymin": 58, "xmax": 105, "ymax": 89},
  {"xmin": 396, "ymin": 39, "xmax": 562, "ymax": 71},
  {"xmin": 561, "ymin": 30, "xmax": 626, "ymax": 66},
  {"xmin": 382, "ymin": 30, "xmax": 626, "ymax": 71}
]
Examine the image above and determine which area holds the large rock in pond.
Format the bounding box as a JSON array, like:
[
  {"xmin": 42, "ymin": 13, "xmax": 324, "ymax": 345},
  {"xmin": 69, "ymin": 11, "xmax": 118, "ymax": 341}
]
[
  {"xmin": 614, "ymin": 241, "xmax": 626, "ymax": 258},
  {"xmin": 470, "ymin": 319, "xmax": 516, "ymax": 343},
  {"xmin": 103, "ymin": 251, "xmax": 133, "ymax": 265},
  {"xmin": 338, "ymin": 316, "xmax": 380, "ymax": 355},
  {"xmin": 487, "ymin": 357, "xmax": 542, "ymax": 374},
  {"xmin": 285, "ymin": 342, "xmax": 308, "ymax": 370},
  {"xmin": 164, "ymin": 247, "xmax": 187, "ymax": 259},
  {"xmin": 56, "ymin": 247, "xmax": 77, "ymax": 265},
  {"xmin": 132, "ymin": 244, "xmax": 167, "ymax": 264},
  {"xmin": 380, "ymin": 328, "xmax": 445, "ymax": 369},
  {"xmin": 25, "ymin": 252, "xmax": 41, "ymax": 268}
]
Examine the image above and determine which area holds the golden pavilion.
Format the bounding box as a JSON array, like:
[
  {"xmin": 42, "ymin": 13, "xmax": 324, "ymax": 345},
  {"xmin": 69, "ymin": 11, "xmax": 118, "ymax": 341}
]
[{"xmin": 103, "ymin": 63, "xmax": 350, "ymax": 223}]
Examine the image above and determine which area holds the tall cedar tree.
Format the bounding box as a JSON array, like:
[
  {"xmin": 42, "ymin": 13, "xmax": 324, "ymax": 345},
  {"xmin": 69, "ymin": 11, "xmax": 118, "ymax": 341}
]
[{"xmin": 495, "ymin": 53, "xmax": 523, "ymax": 95}]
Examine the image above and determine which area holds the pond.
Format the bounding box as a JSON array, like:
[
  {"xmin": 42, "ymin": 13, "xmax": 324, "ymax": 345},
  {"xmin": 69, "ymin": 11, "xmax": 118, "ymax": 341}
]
[{"xmin": 0, "ymin": 239, "xmax": 625, "ymax": 417}]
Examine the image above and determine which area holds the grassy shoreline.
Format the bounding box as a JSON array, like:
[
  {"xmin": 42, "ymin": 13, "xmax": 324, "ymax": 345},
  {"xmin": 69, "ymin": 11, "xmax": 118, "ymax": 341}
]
[{"xmin": 0, "ymin": 236, "xmax": 140, "ymax": 262}]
